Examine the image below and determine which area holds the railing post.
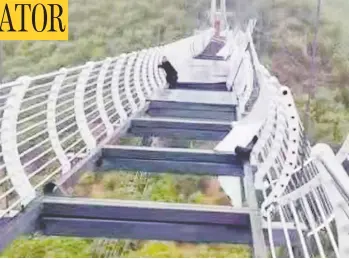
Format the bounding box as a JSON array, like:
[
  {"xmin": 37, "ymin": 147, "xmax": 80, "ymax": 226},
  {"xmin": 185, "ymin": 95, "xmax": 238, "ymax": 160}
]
[
  {"xmin": 96, "ymin": 58, "xmax": 114, "ymax": 137},
  {"xmin": 141, "ymin": 50, "xmax": 153, "ymax": 98},
  {"xmin": 1, "ymin": 77, "xmax": 36, "ymax": 206},
  {"xmin": 111, "ymin": 55, "xmax": 128, "ymax": 123},
  {"xmin": 261, "ymin": 87, "xmax": 301, "ymax": 213},
  {"xmin": 153, "ymin": 48, "xmax": 164, "ymax": 89},
  {"xmin": 243, "ymin": 161, "xmax": 268, "ymax": 258},
  {"xmin": 133, "ymin": 51, "xmax": 146, "ymax": 106},
  {"xmin": 148, "ymin": 50, "xmax": 158, "ymax": 91},
  {"xmin": 47, "ymin": 68, "xmax": 71, "ymax": 174},
  {"xmin": 156, "ymin": 47, "xmax": 166, "ymax": 86},
  {"xmin": 74, "ymin": 62, "xmax": 96, "ymax": 151},
  {"xmin": 124, "ymin": 52, "xmax": 138, "ymax": 112}
]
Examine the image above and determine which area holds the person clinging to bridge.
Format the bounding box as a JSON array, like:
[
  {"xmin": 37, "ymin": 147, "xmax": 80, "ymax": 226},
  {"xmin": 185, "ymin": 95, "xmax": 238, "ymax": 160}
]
[{"xmin": 158, "ymin": 56, "xmax": 178, "ymax": 89}]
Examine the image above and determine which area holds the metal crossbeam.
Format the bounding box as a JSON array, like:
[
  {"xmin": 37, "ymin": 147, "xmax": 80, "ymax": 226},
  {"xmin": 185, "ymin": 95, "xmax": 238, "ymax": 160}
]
[
  {"xmin": 129, "ymin": 117, "xmax": 231, "ymax": 140},
  {"xmin": 175, "ymin": 82, "xmax": 227, "ymax": 91},
  {"xmin": 41, "ymin": 197, "xmax": 252, "ymax": 243},
  {"xmin": 41, "ymin": 197, "xmax": 299, "ymax": 245},
  {"xmin": 146, "ymin": 89, "xmax": 237, "ymax": 121},
  {"xmin": 147, "ymin": 102, "xmax": 236, "ymax": 121},
  {"xmin": 97, "ymin": 145, "xmax": 244, "ymax": 176}
]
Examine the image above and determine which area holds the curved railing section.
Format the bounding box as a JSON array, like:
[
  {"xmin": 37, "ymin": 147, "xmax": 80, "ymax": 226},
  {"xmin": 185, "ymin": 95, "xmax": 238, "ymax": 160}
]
[
  {"xmin": 245, "ymin": 30, "xmax": 349, "ymax": 258},
  {"xmin": 217, "ymin": 18, "xmax": 349, "ymax": 257},
  {"xmin": 0, "ymin": 47, "xmax": 166, "ymax": 219}
]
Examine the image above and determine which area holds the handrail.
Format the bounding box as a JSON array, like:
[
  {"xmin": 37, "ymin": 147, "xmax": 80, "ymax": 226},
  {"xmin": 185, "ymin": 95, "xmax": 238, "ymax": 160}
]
[
  {"xmin": 217, "ymin": 18, "xmax": 349, "ymax": 258},
  {"xmin": 0, "ymin": 47, "xmax": 165, "ymax": 218}
]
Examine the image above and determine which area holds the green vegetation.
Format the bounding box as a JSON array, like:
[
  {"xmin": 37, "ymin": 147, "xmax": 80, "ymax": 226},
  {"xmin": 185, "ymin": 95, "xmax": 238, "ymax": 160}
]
[
  {"xmin": 2, "ymin": 0, "xmax": 207, "ymax": 81},
  {"xmin": 251, "ymin": 0, "xmax": 349, "ymax": 145},
  {"xmin": 1, "ymin": 237, "xmax": 93, "ymax": 258},
  {"xmin": 297, "ymin": 87, "xmax": 349, "ymax": 145},
  {"xmin": 74, "ymin": 171, "xmax": 230, "ymax": 205}
]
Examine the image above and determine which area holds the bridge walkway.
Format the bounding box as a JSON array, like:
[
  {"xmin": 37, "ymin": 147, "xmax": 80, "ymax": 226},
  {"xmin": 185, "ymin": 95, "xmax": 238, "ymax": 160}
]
[
  {"xmin": 89, "ymin": 82, "xmax": 242, "ymax": 177},
  {"xmin": 39, "ymin": 82, "xmax": 298, "ymax": 250}
]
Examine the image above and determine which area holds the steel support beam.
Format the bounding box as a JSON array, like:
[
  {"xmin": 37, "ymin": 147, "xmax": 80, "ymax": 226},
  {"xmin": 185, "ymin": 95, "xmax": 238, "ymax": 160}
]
[
  {"xmin": 147, "ymin": 101, "xmax": 236, "ymax": 121},
  {"xmin": 243, "ymin": 162, "xmax": 268, "ymax": 257},
  {"xmin": 42, "ymin": 197, "xmax": 251, "ymax": 225},
  {"xmin": 98, "ymin": 145, "xmax": 244, "ymax": 176},
  {"xmin": 41, "ymin": 197, "xmax": 252, "ymax": 243},
  {"xmin": 175, "ymin": 82, "xmax": 227, "ymax": 91},
  {"xmin": 40, "ymin": 197, "xmax": 300, "ymax": 246},
  {"xmin": 0, "ymin": 199, "xmax": 42, "ymax": 252},
  {"xmin": 129, "ymin": 117, "xmax": 231, "ymax": 140},
  {"xmin": 147, "ymin": 89, "xmax": 236, "ymax": 121}
]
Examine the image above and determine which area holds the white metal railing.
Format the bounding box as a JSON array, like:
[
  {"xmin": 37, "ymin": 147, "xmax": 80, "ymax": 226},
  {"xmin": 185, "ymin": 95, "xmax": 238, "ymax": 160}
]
[
  {"xmin": 0, "ymin": 47, "xmax": 166, "ymax": 218},
  {"xmin": 217, "ymin": 18, "xmax": 349, "ymax": 257},
  {"xmin": 245, "ymin": 48, "xmax": 349, "ymax": 257},
  {"xmin": 226, "ymin": 20, "xmax": 259, "ymax": 120},
  {"xmin": 247, "ymin": 33, "xmax": 349, "ymax": 259}
]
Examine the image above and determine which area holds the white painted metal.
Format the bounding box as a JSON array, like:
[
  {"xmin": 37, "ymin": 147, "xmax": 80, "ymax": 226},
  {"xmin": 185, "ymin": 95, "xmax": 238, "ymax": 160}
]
[
  {"xmin": 0, "ymin": 44, "xmax": 169, "ymax": 221},
  {"xmin": 153, "ymin": 48, "xmax": 164, "ymax": 89},
  {"xmin": 74, "ymin": 62, "xmax": 96, "ymax": 151},
  {"xmin": 1, "ymin": 77, "xmax": 36, "ymax": 208},
  {"xmin": 96, "ymin": 58, "xmax": 114, "ymax": 137},
  {"xmin": 124, "ymin": 52, "xmax": 138, "ymax": 112},
  {"xmin": 216, "ymin": 20, "xmax": 349, "ymax": 258},
  {"xmin": 148, "ymin": 50, "xmax": 159, "ymax": 91},
  {"xmin": 47, "ymin": 68, "xmax": 71, "ymax": 174},
  {"xmin": 111, "ymin": 55, "xmax": 128, "ymax": 123},
  {"xmin": 133, "ymin": 51, "xmax": 146, "ymax": 106}
]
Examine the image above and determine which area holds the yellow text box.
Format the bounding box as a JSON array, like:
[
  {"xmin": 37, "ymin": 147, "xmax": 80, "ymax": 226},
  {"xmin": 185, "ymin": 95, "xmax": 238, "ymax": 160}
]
[{"xmin": 0, "ymin": 0, "xmax": 68, "ymax": 40}]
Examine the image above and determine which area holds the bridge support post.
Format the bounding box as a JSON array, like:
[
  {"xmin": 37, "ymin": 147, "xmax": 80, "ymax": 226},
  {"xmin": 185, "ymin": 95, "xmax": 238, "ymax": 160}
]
[{"xmin": 243, "ymin": 162, "xmax": 268, "ymax": 257}]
